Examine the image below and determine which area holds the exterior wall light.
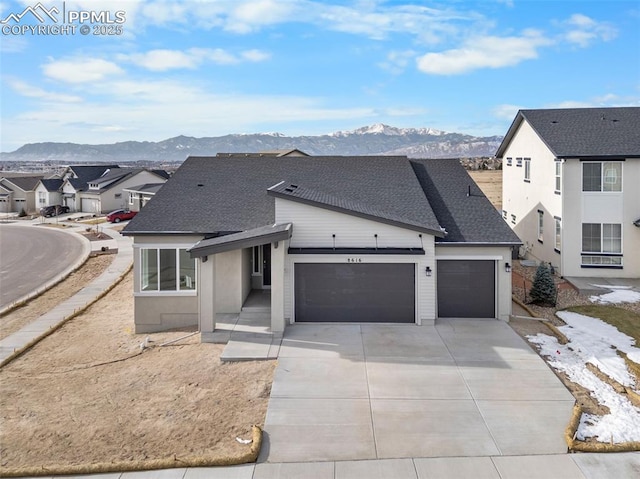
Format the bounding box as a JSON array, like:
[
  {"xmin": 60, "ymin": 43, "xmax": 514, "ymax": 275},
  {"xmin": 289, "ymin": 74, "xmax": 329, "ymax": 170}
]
[
  {"xmin": 425, "ymin": 266, "xmax": 432, "ymax": 277},
  {"xmin": 505, "ymin": 262, "xmax": 511, "ymax": 273}
]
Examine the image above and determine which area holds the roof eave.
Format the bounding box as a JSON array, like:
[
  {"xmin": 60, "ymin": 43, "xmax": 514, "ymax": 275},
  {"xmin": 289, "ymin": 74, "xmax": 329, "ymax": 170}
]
[{"xmin": 188, "ymin": 223, "xmax": 293, "ymax": 258}]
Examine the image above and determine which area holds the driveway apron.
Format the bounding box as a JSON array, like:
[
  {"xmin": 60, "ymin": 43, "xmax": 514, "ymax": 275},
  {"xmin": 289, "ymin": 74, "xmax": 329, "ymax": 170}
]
[{"xmin": 260, "ymin": 319, "xmax": 575, "ymax": 463}]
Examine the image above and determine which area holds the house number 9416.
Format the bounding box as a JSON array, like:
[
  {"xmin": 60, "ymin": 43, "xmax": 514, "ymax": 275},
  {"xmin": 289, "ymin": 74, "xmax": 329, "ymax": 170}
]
[{"xmin": 347, "ymin": 258, "xmax": 362, "ymax": 263}]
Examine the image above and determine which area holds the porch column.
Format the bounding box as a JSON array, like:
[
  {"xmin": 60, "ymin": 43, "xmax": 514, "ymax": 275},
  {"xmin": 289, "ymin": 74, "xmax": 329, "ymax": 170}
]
[
  {"xmin": 270, "ymin": 240, "xmax": 286, "ymax": 334},
  {"xmin": 199, "ymin": 255, "xmax": 217, "ymax": 342}
]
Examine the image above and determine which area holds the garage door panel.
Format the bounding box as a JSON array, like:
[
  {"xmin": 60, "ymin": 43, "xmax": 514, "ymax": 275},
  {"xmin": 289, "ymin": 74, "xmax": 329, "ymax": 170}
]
[
  {"xmin": 437, "ymin": 260, "xmax": 495, "ymax": 318},
  {"xmin": 295, "ymin": 263, "xmax": 414, "ymax": 323}
]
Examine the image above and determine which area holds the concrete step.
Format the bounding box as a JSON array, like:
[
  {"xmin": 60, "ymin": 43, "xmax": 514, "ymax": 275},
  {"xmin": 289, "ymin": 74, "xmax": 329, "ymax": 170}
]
[{"xmin": 240, "ymin": 310, "xmax": 271, "ymax": 320}]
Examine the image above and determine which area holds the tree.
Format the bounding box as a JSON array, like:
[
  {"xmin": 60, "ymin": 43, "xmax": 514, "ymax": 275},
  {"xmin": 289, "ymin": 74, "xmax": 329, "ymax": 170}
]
[{"xmin": 529, "ymin": 263, "xmax": 557, "ymax": 306}]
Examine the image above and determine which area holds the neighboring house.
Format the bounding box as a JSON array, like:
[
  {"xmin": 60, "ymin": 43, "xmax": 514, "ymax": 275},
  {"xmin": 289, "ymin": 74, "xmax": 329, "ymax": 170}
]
[
  {"xmin": 60, "ymin": 165, "xmax": 119, "ymax": 212},
  {"xmin": 123, "ymin": 155, "xmax": 520, "ymax": 339},
  {"xmin": 216, "ymin": 149, "xmax": 309, "ymax": 158},
  {"xmin": 78, "ymin": 168, "xmax": 169, "ymax": 214},
  {"xmin": 0, "ymin": 175, "xmax": 43, "ymax": 213},
  {"xmin": 34, "ymin": 178, "xmax": 64, "ymax": 209},
  {"xmin": 122, "ymin": 183, "xmax": 165, "ymax": 212},
  {"xmin": 497, "ymin": 107, "xmax": 640, "ymax": 279}
]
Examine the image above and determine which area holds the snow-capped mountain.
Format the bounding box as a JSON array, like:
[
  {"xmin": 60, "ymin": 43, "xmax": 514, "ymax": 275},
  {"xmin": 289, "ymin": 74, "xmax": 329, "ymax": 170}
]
[{"xmin": 1, "ymin": 124, "xmax": 502, "ymax": 162}]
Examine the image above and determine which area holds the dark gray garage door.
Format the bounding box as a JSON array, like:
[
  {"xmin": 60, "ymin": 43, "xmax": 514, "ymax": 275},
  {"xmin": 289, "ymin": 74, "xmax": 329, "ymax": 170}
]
[
  {"xmin": 295, "ymin": 263, "xmax": 415, "ymax": 323},
  {"xmin": 437, "ymin": 260, "xmax": 495, "ymax": 318}
]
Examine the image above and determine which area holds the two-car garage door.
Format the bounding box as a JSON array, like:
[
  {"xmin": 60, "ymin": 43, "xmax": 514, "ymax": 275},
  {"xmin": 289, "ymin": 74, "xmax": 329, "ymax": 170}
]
[
  {"xmin": 293, "ymin": 260, "xmax": 496, "ymax": 322},
  {"xmin": 295, "ymin": 263, "xmax": 415, "ymax": 323}
]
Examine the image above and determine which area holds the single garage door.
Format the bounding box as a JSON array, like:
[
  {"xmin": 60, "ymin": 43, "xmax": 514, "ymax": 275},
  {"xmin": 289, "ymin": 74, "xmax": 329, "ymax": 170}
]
[
  {"xmin": 437, "ymin": 260, "xmax": 495, "ymax": 318},
  {"xmin": 81, "ymin": 198, "xmax": 100, "ymax": 214},
  {"xmin": 295, "ymin": 263, "xmax": 415, "ymax": 323}
]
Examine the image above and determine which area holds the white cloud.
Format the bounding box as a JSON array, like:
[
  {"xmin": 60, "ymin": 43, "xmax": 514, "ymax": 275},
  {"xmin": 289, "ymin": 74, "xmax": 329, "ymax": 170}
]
[
  {"xmin": 378, "ymin": 50, "xmax": 416, "ymax": 74},
  {"xmin": 416, "ymin": 30, "xmax": 553, "ymax": 75},
  {"xmin": 42, "ymin": 58, "xmax": 124, "ymax": 83},
  {"xmin": 119, "ymin": 48, "xmax": 271, "ymax": 71},
  {"xmin": 493, "ymin": 104, "xmax": 522, "ymax": 120},
  {"xmin": 7, "ymin": 79, "xmax": 83, "ymax": 103},
  {"xmin": 561, "ymin": 14, "xmax": 617, "ymax": 47},
  {"xmin": 227, "ymin": 0, "xmax": 296, "ymax": 33},
  {"xmin": 124, "ymin": 49, "xmax": 201, "ymax": 71}
]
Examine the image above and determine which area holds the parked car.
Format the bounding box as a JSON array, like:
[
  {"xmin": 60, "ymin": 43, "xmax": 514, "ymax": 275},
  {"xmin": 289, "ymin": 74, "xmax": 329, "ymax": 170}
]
[
  {"xmin": 106, "ymin": 209, "xmax": 137, "ymax": 223},
  {"xmin": 40, "ymin": 205, "xmax": 70, "ymax": 217}
]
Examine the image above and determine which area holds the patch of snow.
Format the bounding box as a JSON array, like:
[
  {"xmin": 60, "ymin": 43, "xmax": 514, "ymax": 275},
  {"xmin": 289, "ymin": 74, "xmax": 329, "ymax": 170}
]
[
  {"xmin": 556, "ymin": 311, "xmax": 639, "ymax": 387},
  {"xmin": 528, "ymin": 333, "xmax": 640, "ymax": 443},
  {"xmin": 590, "ymin": 289, "xmax": 640, "ymax": 304}
]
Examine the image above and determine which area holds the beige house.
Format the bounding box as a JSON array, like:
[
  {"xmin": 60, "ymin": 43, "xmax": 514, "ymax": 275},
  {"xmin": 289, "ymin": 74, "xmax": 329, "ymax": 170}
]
[
  {"xmin": 123, "ymin": 155, "xmax": 520, "ymax": 340},
  {"xmin": 498, "ymin": 107, "xmax": 640, "ymax": 279},
  {"xmin": 0, "ymin": 175, "xmax": 43, "ymax": 213}
]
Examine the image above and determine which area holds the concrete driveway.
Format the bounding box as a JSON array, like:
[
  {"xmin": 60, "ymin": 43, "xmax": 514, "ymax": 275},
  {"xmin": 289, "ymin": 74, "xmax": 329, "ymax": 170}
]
[{"xmin": 260, "ymin": 319, "xmax": 575, "ymax": 463}]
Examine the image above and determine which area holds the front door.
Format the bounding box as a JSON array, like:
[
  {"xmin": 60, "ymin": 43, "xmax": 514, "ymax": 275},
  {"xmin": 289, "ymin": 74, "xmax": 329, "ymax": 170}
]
[{"xmin": 262, "ymin": 244, "xmax": 271, "ymax": 287}]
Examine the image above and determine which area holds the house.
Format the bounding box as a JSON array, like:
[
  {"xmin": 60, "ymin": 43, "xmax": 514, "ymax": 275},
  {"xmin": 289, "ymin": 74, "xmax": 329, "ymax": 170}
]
[
  {"xmin": 497, "ymin": 107, "xmax": 640, "ymax": 279},
  {"xmin": 122, "ymin": 183, "xmax": 165, "ymax": 212},
  {"xmin": 0, "ymin": 175, "xmax": 43, "ymax": 213},
  {"xmin": 58, "ymin": 165, "xmax": 168, "ymax": 213},
  {"xmin": 122, "ymin": 155, "xmax": 520, "ymax": 339},
  {"xmin": 216, "ymin": 149, "xmax": 310, "ymax": 158},
  {"xmin": 78, "ymin": 168, "xmax": 168, "ymax": 214},
  {"xmin": 60, "ymin": 165, "xmax": 119, "ymax": 212},
  {"xmin": 34, "ymin": 178, "xmax": 64, "ymax": 210}
]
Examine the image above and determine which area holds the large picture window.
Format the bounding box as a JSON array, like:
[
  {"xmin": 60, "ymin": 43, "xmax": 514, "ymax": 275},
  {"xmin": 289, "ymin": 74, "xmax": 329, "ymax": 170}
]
[
  {"xmin": 581, "ymin": 223, "xmax": 622, "ymax": 267},
  {"xmin": 582, "ymin": 162, "xmax": 622, "ymax": 192},
  {"xmin": 141, "ymin": 248, "xmax": 196, "ymax": 292}
]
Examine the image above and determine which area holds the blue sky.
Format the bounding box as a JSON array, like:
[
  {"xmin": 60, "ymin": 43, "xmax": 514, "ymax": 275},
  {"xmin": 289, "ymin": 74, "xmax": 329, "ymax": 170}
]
[{"xmin": 1, "ymin": 0, "xmax": 638, "ymax": 152}]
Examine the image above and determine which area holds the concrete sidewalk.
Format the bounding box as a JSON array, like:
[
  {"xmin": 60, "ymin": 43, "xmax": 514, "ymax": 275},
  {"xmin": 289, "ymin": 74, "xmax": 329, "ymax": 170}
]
[
  {"xmin": 15, "ymin": 452, "xmax": 640, "ymax": 478},
  {"xmin": 0, "ymin": 222, "xmax": 132, "ymax": 365}
]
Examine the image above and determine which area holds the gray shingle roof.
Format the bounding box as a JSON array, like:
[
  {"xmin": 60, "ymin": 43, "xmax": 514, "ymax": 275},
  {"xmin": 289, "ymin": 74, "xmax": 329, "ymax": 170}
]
[
  {"xmin": 40, "ymin": 178, "xmax": 63, "ymax": 192},
  {"xmin": 124, "ymin": 155, "xmax": 520, "ymax": 246},
  {"xmin": 410, "ymin": 159, "xmax": 521, "ymax": 244},
  {"xmin": 69, "ymin": 165, "xmax": 120, "ymax": 184},
  {"xmin": 1, "ymin": 176, "xmax": 43, "ymax": 191},
  {"xmin": 496, "ymin": 107, "xmax": 640, "ymax": 159}
]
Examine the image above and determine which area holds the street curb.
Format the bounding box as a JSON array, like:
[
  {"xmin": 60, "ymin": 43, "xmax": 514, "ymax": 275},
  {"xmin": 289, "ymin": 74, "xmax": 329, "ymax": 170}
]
[
  {"xmin": 0, "ymin": 425, "xmax": 262, "ymax": 477},
  {"xmin": 0, "ymin": 224, "xmax": 92, "ymax": 317}
]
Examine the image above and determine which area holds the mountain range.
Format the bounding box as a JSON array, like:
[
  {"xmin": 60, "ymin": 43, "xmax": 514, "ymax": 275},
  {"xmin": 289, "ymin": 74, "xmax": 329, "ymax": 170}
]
[{"xmin": 1, "ymin": 124, "xmax": 503, "ymax": 163}]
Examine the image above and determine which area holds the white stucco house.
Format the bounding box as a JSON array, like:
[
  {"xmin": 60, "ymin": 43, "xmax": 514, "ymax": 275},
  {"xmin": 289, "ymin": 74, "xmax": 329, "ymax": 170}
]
[
  {"xmin": 122, "ymin": 155, "xmax": 521, "ymax": 340},
  {"xmin": 497, "ymin": 107, "xmax": 640, "ymax": 279}
]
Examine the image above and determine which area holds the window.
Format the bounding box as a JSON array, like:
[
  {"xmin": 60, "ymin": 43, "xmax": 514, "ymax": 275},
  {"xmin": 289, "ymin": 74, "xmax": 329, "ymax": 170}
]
[
  {"xmin": 140, "ymin": 248, "xmax": 196, "ymax": 292},
  {"xmin": 115, "ymin": 193, "xmax": 122, "ymax": 199},
  {"xmin": 554, "ymin": 217, "xmax": 561, "ymax": 252},
  {"xmin": 516, "ymin": 157, "xmax": 523, "ymax": 167},
  {"xmin": 582, "ymin": 162, "xmax": 622, "ymax": 192},
  {"xmin": 581, "ymin": 223, "xmax": 622, "ymax": 267},
  {"xmin": 555, "ymin": 161, "xmax": 561, "ymax": 193},
  {"xmin": 502, "ymin": 210, "xmax": 507, "ymax": 219},
  {"xmin": 506, "ymin": 157, "xmax": 513, "ymax": 167},
  {"xmin": 253, "ymin": 246, "xmax": 261, "ymax": 274},
  {"xmin": 38, "ymin": 192, "xmax": 46, "ymax": 205},
  {"xmin": 524, "ymin": 158, "xmax": 531, "ymax": 182},
  {"xmin": 537, "ymin": 210, "xmax": 544, "ymax": 242},
  {"xmin": 511, "ymin": 214, "xmax": 516, "ymax": 225},
  {"xmin": 128, "ymin": 193, "xmax": 134, "ymax": 205}
]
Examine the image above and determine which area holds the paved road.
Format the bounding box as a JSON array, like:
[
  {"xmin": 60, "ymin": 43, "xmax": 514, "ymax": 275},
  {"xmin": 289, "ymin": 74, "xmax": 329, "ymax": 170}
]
[{"xmin": 0, "ymin": 224, "xmax": 84, "ymax": 310}]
